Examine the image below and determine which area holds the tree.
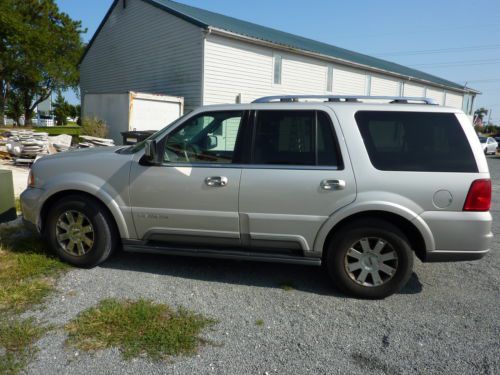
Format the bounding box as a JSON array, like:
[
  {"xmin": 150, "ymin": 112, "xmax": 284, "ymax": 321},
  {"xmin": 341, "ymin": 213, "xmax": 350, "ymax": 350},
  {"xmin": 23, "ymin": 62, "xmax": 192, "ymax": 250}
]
[
  {"xmin": 474, "ymin": 107, "xmax": 488, "ymax": 125},
  {"xmin": 53, "ymin": 91, "xmax": 71, "ymax": 125},
  {"xmin": 5, "ymin": 90, "xmax": 23, "ymax": 126},
  {"xmin": 0, "ymin": 0, "xmax": 85, "ymax": 125}
]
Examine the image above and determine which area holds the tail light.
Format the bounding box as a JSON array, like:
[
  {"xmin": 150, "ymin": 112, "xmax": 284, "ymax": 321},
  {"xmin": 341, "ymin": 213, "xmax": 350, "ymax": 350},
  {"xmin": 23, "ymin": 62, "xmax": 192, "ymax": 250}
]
[{"xmin": 463, "ymin": 179, "xmax": 491, "ymax": 211}]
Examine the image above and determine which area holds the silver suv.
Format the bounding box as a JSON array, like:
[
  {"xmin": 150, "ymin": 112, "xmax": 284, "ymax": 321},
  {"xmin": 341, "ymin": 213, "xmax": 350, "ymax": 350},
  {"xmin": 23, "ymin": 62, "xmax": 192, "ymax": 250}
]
[{"xmin": 21, "ymin": 96, "xmax": 493, "ymax": 299}]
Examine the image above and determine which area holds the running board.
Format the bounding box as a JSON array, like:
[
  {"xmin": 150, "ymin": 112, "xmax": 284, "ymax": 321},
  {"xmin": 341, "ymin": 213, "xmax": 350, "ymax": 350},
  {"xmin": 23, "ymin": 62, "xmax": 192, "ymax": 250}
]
[{"xmin": 122, "ymin": 241, "xmax": 322, "ymax": 266}]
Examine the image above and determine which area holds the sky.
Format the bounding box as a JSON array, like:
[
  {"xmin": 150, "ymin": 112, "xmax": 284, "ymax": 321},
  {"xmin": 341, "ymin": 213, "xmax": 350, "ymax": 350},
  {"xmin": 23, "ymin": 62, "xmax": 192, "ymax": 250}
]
[{"xmin": 56, "ymin": 0, "xmax": 500, "ymax": 123}]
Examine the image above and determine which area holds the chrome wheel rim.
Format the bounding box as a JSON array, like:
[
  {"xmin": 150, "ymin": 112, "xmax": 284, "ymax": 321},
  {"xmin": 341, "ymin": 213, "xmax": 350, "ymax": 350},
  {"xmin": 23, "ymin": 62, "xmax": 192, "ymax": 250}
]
[
  {"xmin": 55, "ymin": 210, "xmax": 94, "ymax": 256},
  {"xmin": 344, "ymin": 237, "xmax": 398, "ymax": 287}
]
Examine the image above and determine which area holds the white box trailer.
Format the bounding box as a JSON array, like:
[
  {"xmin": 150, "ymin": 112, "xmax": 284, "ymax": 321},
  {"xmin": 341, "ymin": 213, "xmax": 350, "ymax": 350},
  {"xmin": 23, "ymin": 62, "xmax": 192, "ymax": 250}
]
[{"xmin": 82, "ymin": 92, "xmax": 184, "ymax": 144}]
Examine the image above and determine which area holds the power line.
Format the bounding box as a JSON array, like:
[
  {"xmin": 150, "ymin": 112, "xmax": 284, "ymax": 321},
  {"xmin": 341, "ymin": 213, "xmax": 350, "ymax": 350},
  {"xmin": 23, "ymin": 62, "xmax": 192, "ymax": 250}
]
[
  {"xmin": 410, "ymin": 58, "xmax": 500, "ymax": 68},
  {"xmin": 340, "ymin": 23, "xmax": 499, "ymax": 39},
  {"xmin": 372, "ymin": 44, "xmax": 500, "ymax": 57}
]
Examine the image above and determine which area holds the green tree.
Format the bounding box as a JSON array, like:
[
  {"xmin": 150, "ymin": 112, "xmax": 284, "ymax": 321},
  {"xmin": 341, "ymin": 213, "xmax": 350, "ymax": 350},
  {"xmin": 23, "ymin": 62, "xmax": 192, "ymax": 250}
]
[
  {"xmin": 474, "ymin": 108, "xmax": 488, "ymax": 122},
  {"xmin": 53, "ymin": 92, "xmax": 71, "ymax": 125},
  {"xmin": 5, "ymin": 90, "xmax": 24, "ymax": 126},
  {"xmin": 0, "ymin": 0, "xmax": 85, "ymax": 125}
]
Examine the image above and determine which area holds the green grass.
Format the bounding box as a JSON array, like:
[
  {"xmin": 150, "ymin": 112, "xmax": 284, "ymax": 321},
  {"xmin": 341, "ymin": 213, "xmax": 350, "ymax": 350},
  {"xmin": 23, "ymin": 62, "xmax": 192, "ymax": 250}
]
[
  {"xmin": 255, "ymin": 319, "xmax": 264, "ymax": 327},
  {"xmin": 0, "ymin": 227, "xmax": 69, "ymax": 373},
  {"xmin": 0, "ymin": 227, "xmax": 68, "ymax": 312},
  {"xmin": 65, "ymin": 299, "xmax": 216, "ymax": 361},
  {"xmin": 14, "ymin": 198, "xmax": 21, "ymax": 214},
  {"xmin": 32, "ymin": 126, "xmax": 81, "ymax": 136},
  {"xmin": 279, "ymin": 281, "xmax": 296, "ymax": 291},
  {"xmin": 0, "ymin": 319, "xmax": 48, "ymax": 375}
]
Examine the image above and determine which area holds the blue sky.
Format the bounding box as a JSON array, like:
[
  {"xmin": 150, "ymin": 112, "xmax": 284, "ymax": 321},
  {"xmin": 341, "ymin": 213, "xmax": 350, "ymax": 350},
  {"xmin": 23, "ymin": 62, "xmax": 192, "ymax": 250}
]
[{"xmin": 57, "ymin": 0, "xmax": 500, "ymax": 123}]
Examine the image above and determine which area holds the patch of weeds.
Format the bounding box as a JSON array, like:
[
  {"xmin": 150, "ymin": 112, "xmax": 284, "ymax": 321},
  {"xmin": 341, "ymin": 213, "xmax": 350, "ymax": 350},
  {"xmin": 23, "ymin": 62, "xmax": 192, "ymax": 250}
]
[
  {"xmin": 65, "ymin": 299, "xmax": 216, "ymax": 361},
  {"xmin": 0, "ymin": 318, "xmax": 48, "ymax": 375},
  {"xmin": 0, "ymin": 227, "xmax": 68, "ymax": 312},
  {"xmin": 0, "ymin": 227, "xmax": 69, "ymax": 374},
  {"xmin": 255, "ymin": 319, "xmax": 264, "ymax": 327},
  {"xmin": 279, "ymin": 281, "xmax": 295, "ymax": 291}
]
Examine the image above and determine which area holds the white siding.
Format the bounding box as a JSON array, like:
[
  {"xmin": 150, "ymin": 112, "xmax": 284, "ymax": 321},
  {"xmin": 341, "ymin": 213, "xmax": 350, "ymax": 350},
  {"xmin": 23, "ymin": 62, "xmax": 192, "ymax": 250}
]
[
  {"xmin": 403, "ymin": 83, "xmax": 425, "ymax": 97},
  {"xmin": 370, "ymin": 75, "xmax": 401, "ymax": 96},
  {"xmin": 445, "ymin": 91, "xmax": 463, "ymax": 109},
  {"xmin": 426, "ymin": 88, "xmax": 445, "ymax": 105},
  {"xmin": 332, "ymin": 67, "xmax": 366, "ymax": 95},
  {"xmin": 80, "ymin": 0, "xmax": 203, "ymax": 111},
  {"xmin": 203, "ymin": 34, "xmax": 371, "ymax": 104}
]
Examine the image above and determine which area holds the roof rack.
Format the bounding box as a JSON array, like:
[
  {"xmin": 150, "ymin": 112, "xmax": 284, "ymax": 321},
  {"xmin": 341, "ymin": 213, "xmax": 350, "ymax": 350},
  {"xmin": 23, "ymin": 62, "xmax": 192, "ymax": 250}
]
[{"xmin": 252, "ymin": 95, "xmax": 439, "ymax": 105}]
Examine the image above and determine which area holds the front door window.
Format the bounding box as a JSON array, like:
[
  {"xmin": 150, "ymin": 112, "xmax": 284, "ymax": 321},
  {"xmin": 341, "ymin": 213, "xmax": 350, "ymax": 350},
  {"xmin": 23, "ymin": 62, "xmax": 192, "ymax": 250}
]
[{"xmin": 164, "ymin": 111, "xmax": 244, "ymax": 164}]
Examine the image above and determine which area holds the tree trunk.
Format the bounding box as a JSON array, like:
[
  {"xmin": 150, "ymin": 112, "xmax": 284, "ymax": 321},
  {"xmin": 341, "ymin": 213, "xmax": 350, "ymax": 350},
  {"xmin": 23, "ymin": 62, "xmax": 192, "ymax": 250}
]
[
  {"xmin": 0, "ymin": 82, "xmax": 5, "ymax": 127},
  {"xmin": 23, "ymin": 91, "xmax": 32, "ymax": 127}
]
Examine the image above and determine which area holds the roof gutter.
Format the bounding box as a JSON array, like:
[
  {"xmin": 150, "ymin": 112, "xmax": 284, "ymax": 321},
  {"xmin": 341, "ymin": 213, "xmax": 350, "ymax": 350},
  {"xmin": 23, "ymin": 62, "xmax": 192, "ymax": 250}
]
[{"xmin": 207, "ymin": 27, "xmax": 480, "ymax": 95}]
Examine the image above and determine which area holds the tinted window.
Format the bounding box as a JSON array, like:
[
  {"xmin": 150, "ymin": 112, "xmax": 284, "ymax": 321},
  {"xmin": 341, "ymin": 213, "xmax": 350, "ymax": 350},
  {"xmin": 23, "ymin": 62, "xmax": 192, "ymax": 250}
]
[
  {"xmin": 165, "ymin": 111, "xmax": 243, "ymax": 164},
  {"xmin": 355, "ymin": 111, "xmax": 477, "ymax": 172},
  {"xmin": 252, "ymin": 110, "xmax": 342, "ymax": 167}
]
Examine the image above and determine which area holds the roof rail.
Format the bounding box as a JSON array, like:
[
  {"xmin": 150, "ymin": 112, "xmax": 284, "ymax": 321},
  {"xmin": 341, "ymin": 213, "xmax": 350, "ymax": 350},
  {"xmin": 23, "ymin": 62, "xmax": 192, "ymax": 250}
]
[{"xmin": 252, "ymin": 95, "xmax": 439, "ymax": 105}]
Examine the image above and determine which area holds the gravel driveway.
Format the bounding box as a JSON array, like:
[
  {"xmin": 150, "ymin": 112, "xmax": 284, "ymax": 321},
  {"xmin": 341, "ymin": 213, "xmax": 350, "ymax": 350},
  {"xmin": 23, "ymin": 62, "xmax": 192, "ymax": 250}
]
[{"xmin": 24, "ymin": 159, "xmax": 500, "ymax": 375}]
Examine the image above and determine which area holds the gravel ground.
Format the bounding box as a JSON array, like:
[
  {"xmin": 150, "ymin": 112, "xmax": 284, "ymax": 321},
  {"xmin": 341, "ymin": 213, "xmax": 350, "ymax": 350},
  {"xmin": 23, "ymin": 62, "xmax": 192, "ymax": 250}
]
[{"xmin": 19, "ymin": 158, "xmax": 500, "ymax": 375}]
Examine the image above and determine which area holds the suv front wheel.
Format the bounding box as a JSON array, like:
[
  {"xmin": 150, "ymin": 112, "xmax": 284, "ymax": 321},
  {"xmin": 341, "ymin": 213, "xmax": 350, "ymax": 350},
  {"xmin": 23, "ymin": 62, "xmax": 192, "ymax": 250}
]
[
  {"xmin": 46, "ymin": 195, "xmax": 117, "ymax": 267},
  {"xmin": 326, "ymin": 219, "xmax": 414, "ymax": 299}
]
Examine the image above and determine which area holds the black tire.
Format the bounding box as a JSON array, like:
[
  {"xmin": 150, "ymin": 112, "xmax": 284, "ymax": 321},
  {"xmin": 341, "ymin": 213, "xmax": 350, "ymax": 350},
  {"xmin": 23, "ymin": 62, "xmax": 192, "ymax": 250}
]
[
  {"xmin": 46, "ymin": 195, "xmax": 117, "ymax": 267},
  {"xmin": 325, "ymin": 219, "xmax": 414, "ymax": 299}
]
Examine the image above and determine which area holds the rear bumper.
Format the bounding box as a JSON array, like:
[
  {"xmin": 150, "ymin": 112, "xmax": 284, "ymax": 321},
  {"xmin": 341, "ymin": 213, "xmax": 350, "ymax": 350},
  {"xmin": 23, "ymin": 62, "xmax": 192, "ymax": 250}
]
[{"xmin": 418, "ymin": 210, "xmax": 493, "ymax": 262}]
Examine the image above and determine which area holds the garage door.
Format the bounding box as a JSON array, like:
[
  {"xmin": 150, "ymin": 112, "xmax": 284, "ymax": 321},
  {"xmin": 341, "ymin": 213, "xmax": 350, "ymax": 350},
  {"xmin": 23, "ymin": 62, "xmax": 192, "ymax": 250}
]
[
  {"xmin": 403, "ymin": 83, "xmax": 425, "ymax": 97},
  {"xmin": 445, "ymin": 92, "xmax": 463, "ymax": 109},
  {"xmin": 370, "ymin": 76, "xmax": 401, "ymax": 96},
  {"xmin": 426, "ymin": 88, "xmax": 445, "ymax": 105}
]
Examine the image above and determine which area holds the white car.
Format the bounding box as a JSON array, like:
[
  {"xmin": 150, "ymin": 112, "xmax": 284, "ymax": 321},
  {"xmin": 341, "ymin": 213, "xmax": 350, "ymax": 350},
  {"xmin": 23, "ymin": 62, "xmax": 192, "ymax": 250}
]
[{"xmin": 479, "ymin": 136, "xmax": 497, "ymax": 155}]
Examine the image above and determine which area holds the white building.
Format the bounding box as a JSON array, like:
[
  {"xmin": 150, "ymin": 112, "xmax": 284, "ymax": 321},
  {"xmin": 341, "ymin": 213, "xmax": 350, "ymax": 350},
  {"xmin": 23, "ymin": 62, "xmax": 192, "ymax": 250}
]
[{"xmin": 80, "ymin": 0, "xmax": 478, "ymax": 115}]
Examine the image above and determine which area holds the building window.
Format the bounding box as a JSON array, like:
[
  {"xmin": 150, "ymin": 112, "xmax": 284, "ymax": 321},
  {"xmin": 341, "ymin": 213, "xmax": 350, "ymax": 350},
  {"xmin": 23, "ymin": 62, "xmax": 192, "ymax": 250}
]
[
  {"xmin": 327, "ymin": 66, "xmax": 333, "ymax": 92},
  {"xmin": 273, "ymin": 55, "xmax": 282, "ymax": 85}
]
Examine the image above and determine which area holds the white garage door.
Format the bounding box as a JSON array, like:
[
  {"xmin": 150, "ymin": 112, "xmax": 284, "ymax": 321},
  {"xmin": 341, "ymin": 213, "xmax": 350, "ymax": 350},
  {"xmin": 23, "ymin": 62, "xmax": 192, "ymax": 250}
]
[
  {"xmin": 426, "ymin": 88, "xmax": 445, "ymax": 105},
  {"xmin": 332, "ymin": 67, "xmax": 366, "ymax": 95},
  {"xmin": 445, "ymin": 92, "xmax": 463, "ymax": 109},
  {"xmin": 403, "ymin": 83, "xmax": 425, "ymax": 97},
  {"xmin": 370, "ymin": 76, "xmax": 401, "ymax": 96}
]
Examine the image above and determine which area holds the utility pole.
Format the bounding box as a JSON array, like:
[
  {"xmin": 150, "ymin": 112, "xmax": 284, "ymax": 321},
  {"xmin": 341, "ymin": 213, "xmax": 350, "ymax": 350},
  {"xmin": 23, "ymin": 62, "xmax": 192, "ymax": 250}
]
[{"xmin": 487, "ymin": 109, "xmax": 492, "ymax": 126}]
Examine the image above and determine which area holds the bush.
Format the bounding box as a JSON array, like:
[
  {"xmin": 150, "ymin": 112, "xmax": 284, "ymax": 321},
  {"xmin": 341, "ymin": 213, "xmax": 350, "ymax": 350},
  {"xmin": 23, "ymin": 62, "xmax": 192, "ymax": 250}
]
[{"xmin": 81, "ymin": 117, "xmax": 108, "ymax": 138}]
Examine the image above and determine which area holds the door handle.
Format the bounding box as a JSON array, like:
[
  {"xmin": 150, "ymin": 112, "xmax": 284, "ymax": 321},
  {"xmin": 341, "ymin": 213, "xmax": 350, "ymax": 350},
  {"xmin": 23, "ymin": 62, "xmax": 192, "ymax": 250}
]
[
  {"xmin": 321, "ymin": 179, "xmax": 346, "ymax": 190},
  {"xmin": 205, "ymin": 176, "xmax": 228, "ymax": 187}
]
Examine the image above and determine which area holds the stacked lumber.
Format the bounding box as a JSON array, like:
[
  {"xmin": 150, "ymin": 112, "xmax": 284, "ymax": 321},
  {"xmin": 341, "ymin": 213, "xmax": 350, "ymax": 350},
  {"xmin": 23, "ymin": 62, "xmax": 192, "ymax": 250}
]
[
  {"xmin": 5, "ymin": 131, "xmax": 49, "ymax": 158},
  {"xmin": 78, "ymin": 135, "xmax": 115, "ymax": 148}
]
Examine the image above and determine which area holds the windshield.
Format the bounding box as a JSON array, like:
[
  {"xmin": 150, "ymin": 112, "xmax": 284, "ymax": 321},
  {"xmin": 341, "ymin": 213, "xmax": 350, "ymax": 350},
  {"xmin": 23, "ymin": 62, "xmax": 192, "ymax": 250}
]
[{"xmin": 118, "ymin": 112, "xmax": 192, "ymax": 154}]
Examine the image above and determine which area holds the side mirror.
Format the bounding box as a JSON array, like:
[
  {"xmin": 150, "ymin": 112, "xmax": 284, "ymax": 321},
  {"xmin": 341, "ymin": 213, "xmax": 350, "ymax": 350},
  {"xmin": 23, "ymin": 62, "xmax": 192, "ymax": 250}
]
[
  {"xmin": 144, "ymin": 139, "xmax": 158, "ymax": 162},
  {"xmin": 206, "ymin": 135, "xmax": 218, "ymax": 149}
]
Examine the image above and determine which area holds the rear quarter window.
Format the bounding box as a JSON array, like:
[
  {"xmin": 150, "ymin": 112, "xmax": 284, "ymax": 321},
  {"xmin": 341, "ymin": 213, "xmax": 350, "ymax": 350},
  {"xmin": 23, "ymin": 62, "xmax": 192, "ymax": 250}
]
[{"xmin": 355, "ymin": 111, "xmax": 478, "ymax": 172}]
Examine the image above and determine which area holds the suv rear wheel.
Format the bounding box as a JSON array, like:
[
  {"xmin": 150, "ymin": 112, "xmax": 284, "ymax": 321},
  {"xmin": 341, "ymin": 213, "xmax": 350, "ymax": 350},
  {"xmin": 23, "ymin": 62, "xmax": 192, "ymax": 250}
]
[
  {"xmin": 46, "ymin": 195, "xmax": 117, "ymax": 267},
  {"xmin": 325, "ymin": 219, "xmax": 414, "ymax": 299}
]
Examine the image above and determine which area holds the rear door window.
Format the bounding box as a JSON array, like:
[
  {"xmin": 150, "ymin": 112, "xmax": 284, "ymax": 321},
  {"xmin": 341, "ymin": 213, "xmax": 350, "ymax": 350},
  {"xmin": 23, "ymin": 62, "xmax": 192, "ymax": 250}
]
[
  {"xmin": 251, "ymin": 110, "xmax": 342, "ymax": 168},
  {"xmin": 355, "ymin": 111, "xmax": 477, "ymax": 172}
]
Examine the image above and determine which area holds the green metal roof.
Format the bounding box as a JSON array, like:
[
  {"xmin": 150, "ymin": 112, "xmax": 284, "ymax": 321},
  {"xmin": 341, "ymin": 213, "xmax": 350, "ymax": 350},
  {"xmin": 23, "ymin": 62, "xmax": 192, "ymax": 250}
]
[{"xmin": 84, "ymin": 0, "xmax": 476, "ymax": 93}]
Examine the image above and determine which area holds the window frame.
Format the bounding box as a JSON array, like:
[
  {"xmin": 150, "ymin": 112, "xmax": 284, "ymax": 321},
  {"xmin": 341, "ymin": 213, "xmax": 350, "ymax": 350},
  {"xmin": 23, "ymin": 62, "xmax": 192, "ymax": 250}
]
[
  {"xmin": 273, "ymin": 54, "xmax": 282, "ymax": 85},
  {"xmin": 247, "ymin": 109, "xmax": 344, "ymax": 169}
]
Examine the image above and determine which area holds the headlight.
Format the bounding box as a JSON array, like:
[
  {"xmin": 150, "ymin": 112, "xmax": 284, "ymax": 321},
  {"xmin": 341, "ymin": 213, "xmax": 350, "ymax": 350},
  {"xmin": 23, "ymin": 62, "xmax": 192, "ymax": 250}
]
[{"xmin": 28, "ymin": 170, "xmax": 35, "ymax": 188}]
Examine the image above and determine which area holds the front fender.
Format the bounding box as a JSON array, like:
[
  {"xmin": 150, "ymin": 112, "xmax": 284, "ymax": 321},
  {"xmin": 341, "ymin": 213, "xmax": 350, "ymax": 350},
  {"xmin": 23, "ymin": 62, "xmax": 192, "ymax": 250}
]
[
  {"xmin": 312, "ymin": 195, "xmax": 435, "ymax": 254},
  {"xmin": 39, "ymin": 172, "xmax": 132, "ymax": 239}
]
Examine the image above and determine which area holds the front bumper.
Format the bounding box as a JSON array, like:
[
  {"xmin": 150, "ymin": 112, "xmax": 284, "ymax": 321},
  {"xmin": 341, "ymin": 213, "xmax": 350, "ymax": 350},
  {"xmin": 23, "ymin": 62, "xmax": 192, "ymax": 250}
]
[
  {"xmin": 419, "ymin": 211, "xmax": 493, "ymax": 262},
  {"xmin": 20, "ymin": 187, "xmax": 44, "ymax": 234}
]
